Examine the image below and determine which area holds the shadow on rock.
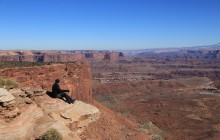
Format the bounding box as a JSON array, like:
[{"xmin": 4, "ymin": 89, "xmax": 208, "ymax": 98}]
[
  {"xmin": 46, "ymin": 91, "xmax": 56, "ymax": 98},
  {"xmin": 46, "ymin": 91, "xmax": 75, "ymax": 104}
]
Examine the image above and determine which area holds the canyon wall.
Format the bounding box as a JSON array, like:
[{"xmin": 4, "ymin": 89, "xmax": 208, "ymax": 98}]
[
  {"xmin": 0, "ymin": 51, "xmax": 124, "ymax": 62},
  {"xmin": 0, "ymin": 63, "xmax": 92, "ymax": 103},
  {"xmin": 136, "ymin": 50, "xmax": 220, "ymax": 60}
]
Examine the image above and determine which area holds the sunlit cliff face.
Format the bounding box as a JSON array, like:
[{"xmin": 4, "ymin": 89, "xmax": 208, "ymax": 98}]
[
  {"xmin": 0, "ymin": 63, "xmax": 92, "ymax": 103},
  {"xmin": 0, "ymin": 50, "xmax": 124, "ymax": 62}
]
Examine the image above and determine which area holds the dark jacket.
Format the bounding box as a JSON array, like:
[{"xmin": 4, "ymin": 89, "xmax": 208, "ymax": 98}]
[
  {"xmin": 52, "ymin": 83, "xmax": 62, "ymax": 97},
  {"xmin": 52, "ymin": 83, "xmax": 69, "ymax": 97}
]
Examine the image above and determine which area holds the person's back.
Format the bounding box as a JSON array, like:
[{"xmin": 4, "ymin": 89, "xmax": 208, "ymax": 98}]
[
  {"xmin": 52, "ymin": 79, "xmax": 74, "ymax": 104},
  {"xmin": 52, "ymin": 81, "xmax": 61, "ymax": 97}
]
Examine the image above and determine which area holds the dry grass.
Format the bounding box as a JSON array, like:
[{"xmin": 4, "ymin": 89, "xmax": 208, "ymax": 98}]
[{"xmin": 0, "ymin": 77, "xmax": 19, "ymax": 88}]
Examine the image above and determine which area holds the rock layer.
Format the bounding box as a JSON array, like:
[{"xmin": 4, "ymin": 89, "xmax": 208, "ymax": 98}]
[
  {"xmin": 0, "ymin": 50, "xmax": 124, "ymax": 62},
  {"xmin": 0, "ymin": 63, "xmax": 92, "ymax": 103}
]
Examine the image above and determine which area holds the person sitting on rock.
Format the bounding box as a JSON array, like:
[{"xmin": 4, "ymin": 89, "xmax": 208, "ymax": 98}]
[{"xmin": 52, "ymin": 79, "xmax": 74, "ymax": 104}]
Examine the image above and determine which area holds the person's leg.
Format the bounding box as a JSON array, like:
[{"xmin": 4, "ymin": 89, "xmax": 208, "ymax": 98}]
[
  {"xmin": 66, "ymin": 94, "xmax": 74, "ymax": 104},
  {"xmin": 56, "ymin": 94, "xmax": 66, "ymax": 102},
  {"xmin": 56, "ymin": 94, "xmax": 62, "ymax": 98},
  {"xmin": 60, "ymin": 92, "xmax": 74, "ymax": 104}
]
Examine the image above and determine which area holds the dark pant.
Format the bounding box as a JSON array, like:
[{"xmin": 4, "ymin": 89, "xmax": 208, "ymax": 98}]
[{"xmin": 56, "ymin": 92, "xmax": 74, "ymax": 104}]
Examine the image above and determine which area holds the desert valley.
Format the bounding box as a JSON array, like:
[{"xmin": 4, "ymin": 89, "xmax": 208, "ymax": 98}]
[
  {"xmin": 1, "ymin": 0, "xmax": 219, "ymax": 139},
  {"xmin": 0, "ymin": 43, "xmax": 220, "ymax": 139}
]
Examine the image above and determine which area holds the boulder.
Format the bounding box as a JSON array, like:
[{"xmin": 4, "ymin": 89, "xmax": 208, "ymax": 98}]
[
  {"xmin": 24, "ymin": 89, "xmax": 34, "ymax": 97},
  {"xmin": 9, "ymin": 88, "xmax": 27, "ymax": 97},
  {"xmin": 0, "ymin": 88, "xmax": 15, "ymax": 103},
  {"xmin": 23, "ymin": 97, "xmax": 32, "ymax": 104}
]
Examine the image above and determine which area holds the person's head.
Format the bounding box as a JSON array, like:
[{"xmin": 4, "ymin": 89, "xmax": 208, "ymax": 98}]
[{"xmin": 55, "ymin": 79, "xmax": 60, "ymax": 83}]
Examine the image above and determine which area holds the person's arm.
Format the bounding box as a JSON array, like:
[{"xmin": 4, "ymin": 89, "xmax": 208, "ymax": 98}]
[
  {"xmin": 61, "ymin": 89, "xmax": 70, "ymax": 92},
  {"xmin": 57, "ymin": 84, "xmax": 69, "ymax": 93}
]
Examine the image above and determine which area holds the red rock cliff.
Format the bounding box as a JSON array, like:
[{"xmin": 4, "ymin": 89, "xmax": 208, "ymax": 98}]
[
  {"xmin": 0, "ymin": 63, "xmax": 92, "ymax": 103},
  {"xmin": 0, "ymin": 50, "xmax": 124, "ymax": 62}
]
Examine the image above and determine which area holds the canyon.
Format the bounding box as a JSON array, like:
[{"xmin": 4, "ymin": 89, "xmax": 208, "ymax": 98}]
[
  {"xmin": 90, "ymin": 44, "xmax": 220, "ymax": 139},
  {"xmin": 0, "ymin": 62, "xmax": 150, "ymax": 140},
  {"xmin": 0, "ymin": 50, "xmax": 124, "ymax": 62},
  {"xmin": 1, "ymin": 43, "xmax": 220, "ymax": 139}
]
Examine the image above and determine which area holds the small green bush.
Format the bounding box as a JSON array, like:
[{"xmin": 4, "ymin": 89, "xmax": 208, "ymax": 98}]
[
  {"xmin": 40, "ymin": 128, "xmax": 62, "ymax": 140},
  {"xmin": 0, "ymin": 77, "xmax": 19, "ymax": 88}
]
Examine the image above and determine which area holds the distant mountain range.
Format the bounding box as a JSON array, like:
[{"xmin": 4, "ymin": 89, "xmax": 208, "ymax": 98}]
[
  {"xmin": 126, "ymin": 43, "xmax": 220, "ymax": 60},
  {"xmin": 121, "ymin": 43, "xmax": 220, "ymax": 55}
]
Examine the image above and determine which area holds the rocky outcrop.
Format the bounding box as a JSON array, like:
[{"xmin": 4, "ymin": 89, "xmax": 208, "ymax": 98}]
[
  {"xmin": 35, "ymin": 95, "xmax": 100, "ymax": 138},
  {"xmin": 0, "ymin": 63, "xmax": 92, "ymax": 103},
  {"xmin": 0, "ymin": 87, "xmax": 100, "ymax": 140},
  {"xmin": 34, "ymin": 96, "xmax": 100, "ymax": 140}
]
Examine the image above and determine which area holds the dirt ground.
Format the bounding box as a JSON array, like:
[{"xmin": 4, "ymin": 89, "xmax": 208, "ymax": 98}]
[{"xmin": 91, "ymin": 59, "xmax": 220, "ymax": 140}]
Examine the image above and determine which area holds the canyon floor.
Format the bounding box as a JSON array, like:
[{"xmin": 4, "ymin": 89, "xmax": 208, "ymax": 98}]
[{"xmin": 91, "ymin": 59, "xmax": 220, "ymax": 140}]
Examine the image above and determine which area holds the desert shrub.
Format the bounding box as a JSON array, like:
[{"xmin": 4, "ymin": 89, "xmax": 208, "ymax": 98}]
[
  {"xmin": 0, "ymin": 77, "xmax": 19, "ymax": 88},
  {"xmin": 40, "ymin": 128, "xmax": 62, "ymax": 140}
]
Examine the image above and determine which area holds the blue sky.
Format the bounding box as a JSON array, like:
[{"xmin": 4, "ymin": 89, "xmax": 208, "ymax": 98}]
[{"xmin": 0, "ymin": 0, "xmax": 220, "ymax": 50}]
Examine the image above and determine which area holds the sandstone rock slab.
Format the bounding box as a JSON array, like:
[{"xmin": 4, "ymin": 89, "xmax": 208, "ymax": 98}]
[
  {"xmin": 37, "ymin": 95, "xmax": 100, "ymax": 133},
  {"xmin": 59, "ymin": 100, "xmax": 100, "ymax": 128},
  {"xmin": 0, "ymin": 104, "xmax": 44, "ymax": 140},
  {"xmin": 0, "ymin": 88, "xmax": 15, "ymax": 103}
]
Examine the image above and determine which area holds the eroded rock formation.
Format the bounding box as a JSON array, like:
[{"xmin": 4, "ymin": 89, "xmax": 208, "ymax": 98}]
[
  {"xmin": 0, "ymin": 63, "xmax": 92, "ymax": 103},
  {"xmin": 0, "ymin": 50, "xmax": 124, "ymax": 62},
  {"xmin": 0, "ymin": 62, "xmax": 151, "ymax": 140}
]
